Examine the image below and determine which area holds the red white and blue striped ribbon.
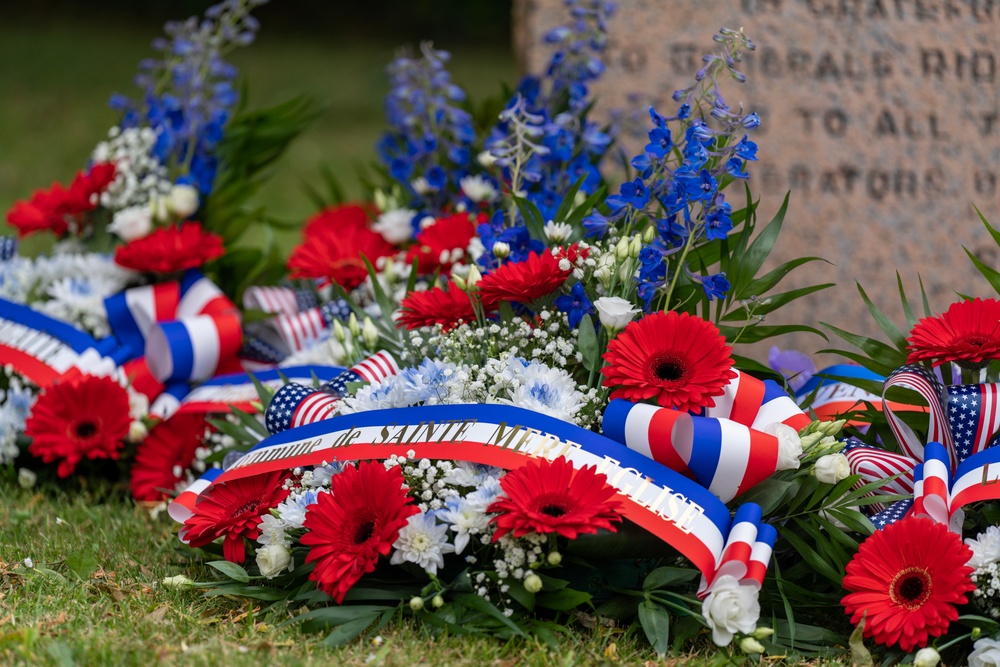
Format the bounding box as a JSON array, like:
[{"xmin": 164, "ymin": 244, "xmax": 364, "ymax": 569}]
[
  {"xmin": 168, "ymin": 402, "xmax": 772, "ymax": 592},
  {"xmin": 603, "ymin": 395, "xmax": 795, "ymax": 503},
  {"xmin": 177, "ymin": 365, "xmax": 345, "ymax": 415},
  {"xmin": 705, "ymin": 369, "xmax": 812, "ymax": 432},
  {"xmin": 699, "ymin": 504, "xmax": 776, "ymax": 594},
  {"xmin": 105, "ymin": 270, "xmax": 242, "ymax": 385},
  {"xmin": 882, "ymin": 364, "xmax": 955, "ymax": 468},
  {"xmin": 243, "ymin": 285, "xmax": 299, "ymax": 317}
]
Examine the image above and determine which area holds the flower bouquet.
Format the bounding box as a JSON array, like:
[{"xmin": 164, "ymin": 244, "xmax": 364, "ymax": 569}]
[
  {"xmin": 1, "ymin": 0, "xmax": 319, "ymax": 489},
  {"xmin": 156, "ymin": 5, "xmax": 859, "ymax": 658}
]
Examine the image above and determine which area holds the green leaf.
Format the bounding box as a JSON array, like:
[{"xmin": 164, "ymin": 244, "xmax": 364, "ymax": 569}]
[
  {"xmin": 552, "ymin": 175, "xmax": 587, "ymax": 224},
  {"xmin": 207, "ymin": 560, "xmax": 250, "ymax": 583},
  {"xmin": 513, "ymin": 196, "xmax": 547, "ymax": 242},
  {"xmin": 637, "ymin": 600, "xmax": 671, "ymax": 657},
  {"xmin": 730, "ymin": 192, "xmax": 789, "ymax": 297},
  {"xmin": 453, "ymin": 593, "xmax": 526, "ymax": 636},
  {"xmin": 821, "ymin": 323, "xmax": 908, "ymax": 370},
  {"xmin": 896, "ymin": 273, "xmax": 918, "ymax": 330},
  {"xmin": 203, "ymin": 585, "xmax": 289, "ymax": 601},
  {"xmin": 503, "ymin": 579, "xmax": 535, "ymax": 612},
  {"xmin": 739, "ymin": 256, "xmax": 829, "ymax": 299},
  {"xmin": 322, "ymin": 614, "xmax": 381, "ymax": 647},
  {"xmin": 290, "ymin": 605, "xmax": 389, "ymax": 631},
  {"xmin": 856, "ymin": 283, "xmax": 907, "ymax": 349},
  {"xmin": 65, "ymin": 551, "xmax": 98, "ymax": 580},
  {"xmin": 535, "ymin": 588, "xmax": 591, "ymax": 611},
  {"xmin": 642, "ymin": 567, "xmax": 698, "ymax": 591},
  {"xmin": 564, "ymin": 186, "xmax": 607, "ymax": 229},
  {"xmin": 733, "ymin": 478, "xmax": 796, "ymax": 515},
  {"xmin": 577, "ymin": 314, "xmax": 600, "ymax": 372}
]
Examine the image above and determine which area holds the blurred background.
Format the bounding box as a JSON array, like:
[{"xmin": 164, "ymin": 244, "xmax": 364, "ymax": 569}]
[{"xmin": 0, "ymin": 0, "xmax": 516, "ymax": 233}]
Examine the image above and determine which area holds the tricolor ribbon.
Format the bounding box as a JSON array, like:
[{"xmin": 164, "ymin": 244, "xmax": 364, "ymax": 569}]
[
  {"xmin": 169, "ymin": 402, "xmax": 774, "ymax": 595},
  {"xmin": 0, "ymin": 297, "xmax": 121, "ymax": 387},
  {"xmin": 263, "ymin": 351, "xmax": 400, "ymax": 434},
  {"xmin": 602, "ymin": 370, "xmax": 811, "ymax": 503},
  {"xmin": 177, "ymin": 365, "xmax": 345, "ymax": 415},
  {"xmin": 796, "ymin": 364, "xmax": 922, "ymax": 426},
  {"xmin": 104, "ymin": 270, "xmax": 242, "ymax": 384}
]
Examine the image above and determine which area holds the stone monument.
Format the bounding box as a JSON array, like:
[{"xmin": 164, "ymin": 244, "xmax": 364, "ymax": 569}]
[{"xmin": 515, "ymin": 0, "xmax": 1000, "ymax": 361}]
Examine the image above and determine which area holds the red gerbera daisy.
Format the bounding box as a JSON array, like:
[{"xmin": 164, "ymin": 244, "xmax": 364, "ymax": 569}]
[
  {"xmin": 181, "ymin": 470, "xmax": 291, "ymax": 563},
  {"xmin": 7, "ymin": 163, "xmax": 116, "ymax": 238},
  {"xmin": 477, "ymin": 249, "xmax": 571, "ymax": 306},
  {"xmin": 130, "ymin": 414, "xmax": 208, "ymax": 502},
  {"xmin": 114, "ymin": 221, "xmax": 225, "ymax": 273},
  {"xmin": 842, "ymin": 517, "xmax": 974, "ymax": 652},
  {"xmin": 287, "ymin": 207, "xmax": 395, "ymax": 290},
  {"xmin": 25, "ymin": 374, "xmax": 130, "ymax": 478},
  {"xmin": 405, "ymin": 212, "xmax": 479, "ymax": 274},
  {"xmin": 488, "ymin": 456, "xmax": 623, "ymax": 541},
  {"xmin": 601, "ymin": 310, "xmax": 737, "ymax": 412},
  {"xmin": 398, "ymin": 281, "xmax": 490, "ymax": 331},
  {"xmin": 301, "ymin": 461, "xmax": 419, "ymax": 603},
  {"xmin": 906, "ymin": 298, "xmax": 1000, "ymax": 370}
]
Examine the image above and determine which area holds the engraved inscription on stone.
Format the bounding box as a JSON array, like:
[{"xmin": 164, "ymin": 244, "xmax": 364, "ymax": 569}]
[{"xmin": 515, "ymin": 0, "xmax": 1000, "ymax": 357}]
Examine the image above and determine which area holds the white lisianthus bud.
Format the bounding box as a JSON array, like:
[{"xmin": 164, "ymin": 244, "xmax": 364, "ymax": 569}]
[
  {"xmin": 615, "ymin": 237, "xmax": 630, "ymax": 261},
  {"xmin": 628, "ymin": 234, "xmax": 642, "ymax": 258},
  {"xmin": 128, "ymin": 420, "xmax": 148, "ymax": 443},
  {"xmin": 17, "ymin": 468, "xmax": 37, "ymax": 489},
  {"xmin": 409, "ymin": 596, "xmax": 425, "ymax": 611},
  {"xmin": 108, "ymin": 206, "xmax": 153, "ymax": 241},
  {"xmin": 452, "ymin": 275, "xmax": 467, "ymax": 291},
  {"xmin": 362, "ymin": 317, "xmax": 379, "ymax": 349},
  {"xmin": 764, "ymin": 423, "xmax": 802, "ymax": 470},
  {"xmin": 162, "ymin": 574, "xmax": 195, "ymax": 589},
  {"xmin": 739, "ymin": 637, "xmax": 765, "ymax": 654},
  {"xmin": 255, "ymin": 544, "xmax": 292, "ymax": 579},
  {"xmin": 642, "ymin": 225, "xmax": 657, "ymax": 243},
  {"xmin": 332, "ymin": 319, "xmax": 347, "ymax": 343},
  {"xmin": 798, "ymin": 432, "xmax": 825, "ymax": 450},
  {"xmin": 547, "ymin": 551, "xmax": 562, "ymax": 566},
  {"xmin": 168, "ymin": 184, "xmax": 200, "ymax": 218},
  {"xmin": 593, "ymin": 297, "xmax": 641, "ymax": 332},
  {"xmin": 150, "ymin": 194, "xmax": 170, "ymax": 223},
  {"xmin": 813, "ymin": 453, "xmax": 851, "ymax": 484},
  {"xmin": 432, "ymin": 594, "xmax": 445, "ymax": 608},
  {"xmin": 913, "ymin": 647, "xmax": 941, "ymax": 667},
  {"xmin": 524, "ymin": 573, "xmax": 543, "ymax": 593},
  {"xmin": 466, "ymin": 264, "xmax": 482, "ymax": 287},
  {"xmin": 751, "ymin": 627, "xmax": 774, "ymax": 639},
  {"xmin": 492, "ymin": 241, "xmax": 510, "ymax": 259},
  {"xmin": 348, "ymin": 313, "xmax": 360, "ymax": 337}
]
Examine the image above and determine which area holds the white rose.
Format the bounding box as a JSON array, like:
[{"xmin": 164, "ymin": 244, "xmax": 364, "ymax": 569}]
[
  {"xmin": 255, "ymin": 544, "xmax": 292, "ymax": 579},
  {"xmin": 813, "ymin": 453, "xmax": 851, "ymax": 484},
  {"xmin": 593, "ymin": 297, "xmax": 641, "ymax": 331},
  {"xmin": 372, "ymin": 209, "xmax": 416, "ymax": 244},
  {"xmin": 108, "ymin": 206, "xmax": 152, "ymax": 241},
  {"xmin": 764, "ymin": 423, "xmax": 802, "ymax": 470},
  {"xmin": 970, "ymin": 638, "xmax": 1000, "ymax": 667},
  {"xmin": 168, "ymin": 184, "xmax": 200, "ymax": 218},
  {"xmin": 914, "ymin": 646, "xmax": 941, "ymax": 667},
  {"xmin": 701, "ymin": 575, "xmax": 760, "ymax": 646}
]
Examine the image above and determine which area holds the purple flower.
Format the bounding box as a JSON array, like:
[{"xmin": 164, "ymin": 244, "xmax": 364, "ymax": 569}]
[{"xmin": 768, "ymin": 347, "xmax": 816, "ymax": 391}]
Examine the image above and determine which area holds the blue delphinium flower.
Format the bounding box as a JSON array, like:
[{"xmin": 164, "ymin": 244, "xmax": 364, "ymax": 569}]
[
  {"xmin": 555, "ymin": 282, "xmax": 594, "ymax": 328},
  {"xmin": 112, "ymin": 0, "xmax": 267, "ymax": 195},
  {"xmin": 378, "ymin": 43, "xmax": 476, "ymax": 215},
  {"xmin": 701, "ymin": 272, "xmax": 731, "ymax": 301}
]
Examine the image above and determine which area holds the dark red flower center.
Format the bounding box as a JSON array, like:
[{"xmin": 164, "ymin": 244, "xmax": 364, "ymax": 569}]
[
  {"xmin": 354, "ymin": 520, "xmax": 376, "ymax": 545},
  {"xmin": 531, "ymin": 493, "xmax": 570, "ymax": 518},
  {"xmin": 889, "ymin": 566, "xmax": 932, "ymax": 610},
  {"xmin": 74, "ymin": 421, "xmax": 98, "ymax": 439},
  {"xmin": 649, "ymin": 353, "xmax": 689, "ymax": 384},
  {"xmin": 231, "ymin": 499, "xmax": 261, "ymax": 518}
]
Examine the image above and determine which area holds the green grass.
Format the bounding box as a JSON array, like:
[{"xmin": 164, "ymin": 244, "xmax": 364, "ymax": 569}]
[
  {"xmin": 0, "ymin": 18, "xmax": 515, "ymax": 240},
  {"xmin": 0, "ymin": 482, "xmax": 764, "ymax": 667}
]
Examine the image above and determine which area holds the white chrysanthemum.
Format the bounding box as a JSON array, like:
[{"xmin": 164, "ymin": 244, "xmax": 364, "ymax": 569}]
[
  {"xmin": 443, "ymin": 461, "xmax": 503, "ymax": 490},
  {"xmin": 969, "ymin": 526, "xmax": 1000, "ymax": 569},
  {"xmin": 500, "ymin": 357, "xmax": 585, "ymax": 422},
  {"xmin": 373, "ymin": 208, "xmax": 416, "ymax": 244},
  {"xmin": 459, "ymin": 174, "xmax": 497, "ymax": 203},
  {"xmin": 465, "ymin": 475, "xmax": 503, "ymax": 513},
  {"xmin": 543, "ymin": 221, "xmax": 573, "ymax": 243},
  {"xmin": 438, "ymin": 496, "xmax": 492, "ymax": 554},
  {"xmin": 257, "ymin": 513, "xmax": 291, "ymax": 548},
  {"xmin": 338, "ymin": 376, "xmax": 411, "ymax": 414},
  {"xmin": 390, "ymin": 512, "xmax": 455, "ymax": 575}
]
